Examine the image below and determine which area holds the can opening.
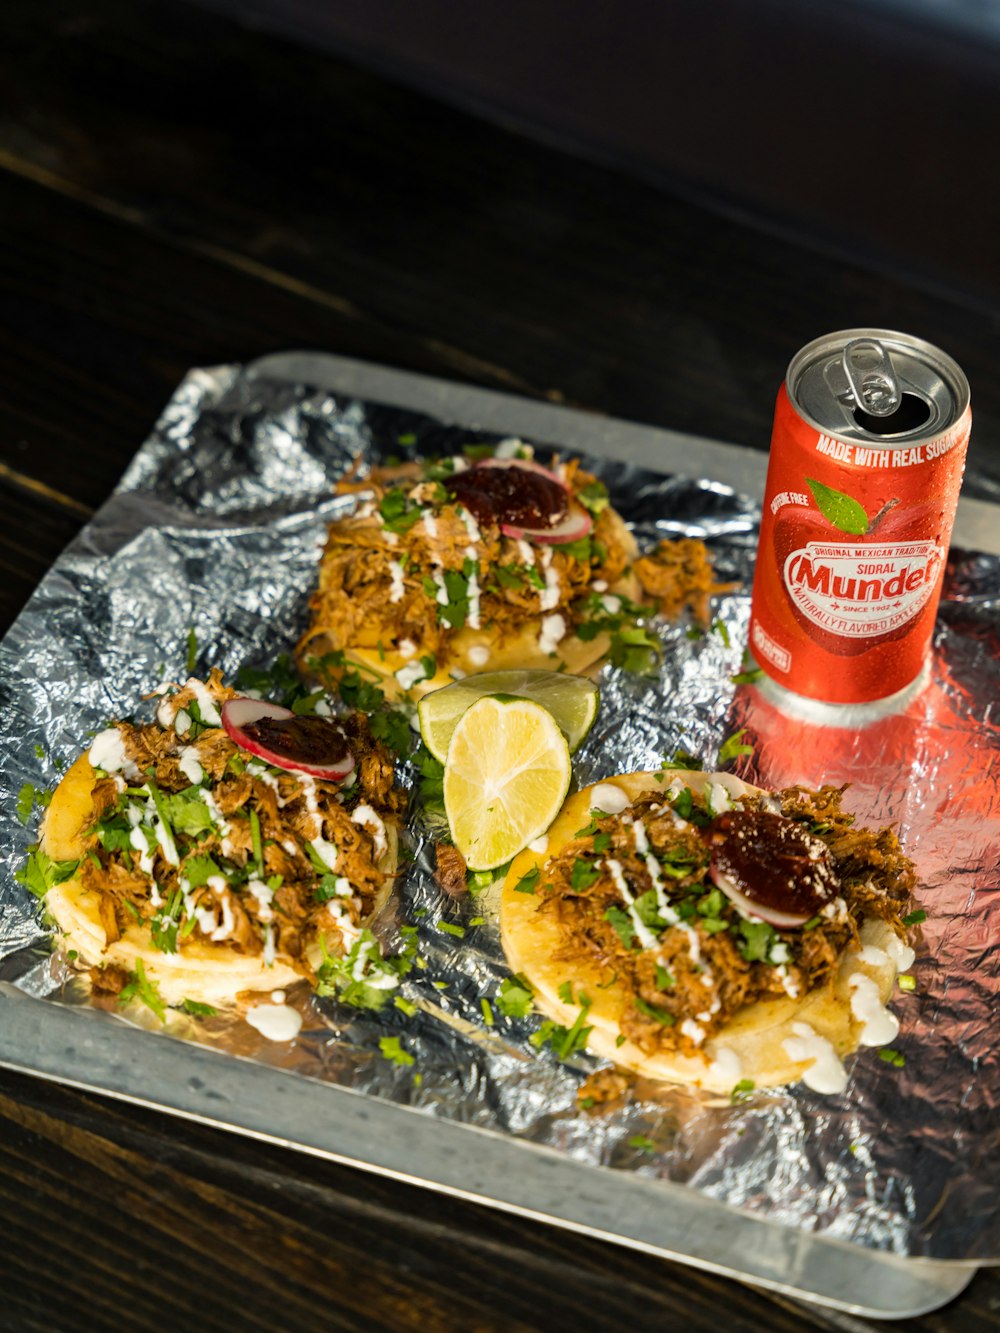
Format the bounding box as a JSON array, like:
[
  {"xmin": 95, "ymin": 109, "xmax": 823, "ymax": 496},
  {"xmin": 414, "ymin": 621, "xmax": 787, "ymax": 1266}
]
[{"xmin": 852, "ymin": 392, "xmax": 931, "ymax": 436}]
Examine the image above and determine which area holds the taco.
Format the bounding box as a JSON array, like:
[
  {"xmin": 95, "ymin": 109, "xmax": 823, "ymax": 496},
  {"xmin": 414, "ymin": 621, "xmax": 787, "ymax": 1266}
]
[
  {"xmin": 500, "ymin": 770, "xmax": 918, "ymax": 1093},
  {"xmin": 298, "ymin": 444, "xmax": 724, "ymax": 701},
  {"xmin": 37, "ymin": 672, "xmax": 404, "ymax": 1009}
]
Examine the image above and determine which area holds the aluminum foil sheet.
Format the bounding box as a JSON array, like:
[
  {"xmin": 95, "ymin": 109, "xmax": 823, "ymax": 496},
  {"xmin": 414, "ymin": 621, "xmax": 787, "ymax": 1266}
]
[{"xmin": 1, "ymin": 363, "xmax": 998, "ymax": 1262}]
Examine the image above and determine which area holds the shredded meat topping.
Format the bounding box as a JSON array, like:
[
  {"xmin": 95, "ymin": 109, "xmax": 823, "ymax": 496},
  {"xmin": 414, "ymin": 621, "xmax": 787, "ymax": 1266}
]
[
  {"xmin": 81, "ymin": 671, "xmax": 402, "ymax": 981},
  {"xmin": 296, "ymin": 451, "xmax": 725, "ymax": 677},
  {"xmin": 537, "ymin": 781, "xmax": 917, "ymax": 1059}
]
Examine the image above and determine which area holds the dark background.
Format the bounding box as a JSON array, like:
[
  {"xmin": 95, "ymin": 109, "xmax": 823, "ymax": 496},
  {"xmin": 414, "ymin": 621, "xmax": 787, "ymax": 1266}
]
[{"xmin": 2, "ymin": 2, "xmax": 999, "ymax": 1328}]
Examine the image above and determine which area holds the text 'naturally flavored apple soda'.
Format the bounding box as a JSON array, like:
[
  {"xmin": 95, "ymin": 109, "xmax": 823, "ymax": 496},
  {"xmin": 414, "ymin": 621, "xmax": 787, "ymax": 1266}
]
[{"xmin": 749, "ymin": 329, "xmax": 970, "ymax": 712}]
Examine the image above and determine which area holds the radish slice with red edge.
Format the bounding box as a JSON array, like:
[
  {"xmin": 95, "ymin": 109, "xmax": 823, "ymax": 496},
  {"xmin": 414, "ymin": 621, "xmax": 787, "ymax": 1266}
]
[
  {"xmin": 221, "ymin": 697, "xmax": 355, "ymax": 782},
  {"xmin": 706, "ymin": 808, "xmax": 838, "ymax": 931},
  {"xmin": 501, "ymin": 499, "xmax": 593, "ymax": 544},
  {"xmin": 478, "ymin": 458, "xmax": 593, "ymax": 543},
  {"xmin": 708, "ymin": 865, "xmax": 811, "ymax": 930},
  {"xmin": 478, "ymin": 456, "xmax": 567, "ymax": 487}
]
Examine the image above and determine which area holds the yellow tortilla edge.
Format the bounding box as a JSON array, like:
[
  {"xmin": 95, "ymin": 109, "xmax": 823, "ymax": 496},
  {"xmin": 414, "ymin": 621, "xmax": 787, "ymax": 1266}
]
[
  {"xmin": 40, "ymin": 752, "xmax": 398, "ymax": 1009},
  {"xmin": 500, "ymin": 771, "xmax": 901, "ymax": 1093}
]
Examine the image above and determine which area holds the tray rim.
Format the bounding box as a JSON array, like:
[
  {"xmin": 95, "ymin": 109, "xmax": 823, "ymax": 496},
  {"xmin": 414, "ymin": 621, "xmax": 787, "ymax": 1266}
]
[{"xmin": 0, "ymin": 983, "xmax": 976, "ymax": 1320}]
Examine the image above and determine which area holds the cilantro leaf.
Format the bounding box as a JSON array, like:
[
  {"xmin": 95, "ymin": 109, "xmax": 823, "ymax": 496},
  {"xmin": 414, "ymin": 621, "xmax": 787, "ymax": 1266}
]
[
  {"xmin": 117, "ymin": 959, "xmax": 166, "ymax": 1022},
  {"xmin": 570, "ymin": 857, "xmax": 601, "ymax": 892},
  {"xmin": 379, "ymin": 1035, "xmax": 415, "ymax": 1066},
  {"xmin": 496, "ymin": 974, "xmax": 534, "ymax": 1019},
  {"xmin": 603, "ymin": 905, "xmax": 638, "ymax": 949},
  {"xmin": 718, "ymin": 728, "xmax": 754, "ymax": 765},
  {"xmin": 513, "ymin": 865, "xmax": 540, "ymax": 895},
  {"xmin": 15, "ymin": 849, "xmax": 79, "ymax": 899}
]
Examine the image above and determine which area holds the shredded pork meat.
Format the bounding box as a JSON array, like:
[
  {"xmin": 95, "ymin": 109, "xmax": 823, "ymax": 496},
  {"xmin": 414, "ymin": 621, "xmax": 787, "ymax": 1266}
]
[
  {"xmin": 298, "ymin": 451, "xmax": 725, "ymax": 678},
  {"xmin": 79, "ymin": 671, "xmax": 402, "ymax": 982},
  {"xmin": 537, "ymin": 781, "xmax": 916, "ymax": 1059}
]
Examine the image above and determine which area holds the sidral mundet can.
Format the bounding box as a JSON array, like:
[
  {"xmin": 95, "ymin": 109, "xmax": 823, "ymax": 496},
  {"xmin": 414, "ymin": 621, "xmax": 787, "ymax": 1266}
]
[{"xmin": 748, "ymin": 328, "xmax": 971, "ymax": 715}]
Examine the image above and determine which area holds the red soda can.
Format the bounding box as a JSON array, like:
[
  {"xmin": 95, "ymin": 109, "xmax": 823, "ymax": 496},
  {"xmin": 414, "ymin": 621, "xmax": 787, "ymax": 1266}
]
[{"xmin": 748, "ymin": 329, "xmax": 971, "ymax": 715}]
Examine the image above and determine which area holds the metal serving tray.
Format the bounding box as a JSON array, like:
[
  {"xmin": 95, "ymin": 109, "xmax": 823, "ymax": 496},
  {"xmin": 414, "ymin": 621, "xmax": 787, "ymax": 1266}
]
[{"xmin": 2, "ymin": 351, "xmax": 992, "ymax": 1319}]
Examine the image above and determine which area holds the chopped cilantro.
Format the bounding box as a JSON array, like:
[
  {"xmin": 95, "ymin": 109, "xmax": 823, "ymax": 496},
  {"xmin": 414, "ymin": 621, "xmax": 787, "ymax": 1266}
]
[
  {"xmin": 576, "ymin": 480, "xmax": 609, "ymax": 516},
  {"xmin": 560, "ymin": 535, "xmax": 593, "ymax": 562},
  {"xmin": 662, "ymin": 747, "xmax": 703, "ymax": 771},
  {"xmin": 730, "ymin": 1078, "xmax": 756, "ymax": 1103},
  {"xmin": 738, "ymin": 918, "xmax": 776, "ymax": 963},
  {"xmin": 802, "ymin": 915, "xmax": 822, "ymax": 931},
  {"xmin": 438, "ymin": 921, "xmax": 466, "ymax": 938},
  {"xmin": 185, "ymin": 627, "xmax": 198, "ymax": 675},
  {"xmin": 379, "ymin": 1035, "xmax": 415, "ymax": 1066},
  {"xmin": 314, "ymin": 874, "xmax": 346, "ymax": 903},
  {"xmin": 696, "ymin": 887, "xmax": 725, "ymax": 918},
  {"xmin": 17, "ymin": 783, "xmax": 39, "ymax": 824},
  {"xmin": 183, "ymin": 853, "xmax": 223, "ymax": 887},
  {"xmin": 394, "ymin": 995, "xmax": 418, "ymax": 1017},
  {"xmin": 670, "ymin": 786, "xmax": 694, "ymax": 820},
  {"xmin": 634, "ymin": 996, "xmax": 675, "ymax": 1026},
  {"xmin": 368, "ymin": 705, "xmax": 413, "ymax": 756},
  {"xmin": 718, "ymin": 728, "xmax": 754, "ymax": 765},
  {"xmin": 413, "ymin": 744, "xmax": 445, "ymax": 817},
  {"xmin": 902, "ymin": 909, "xmax": 927, "ymax": 927},
  {"xmin": 181, "ymin": 998, "xmax": 217, "ymax": 1017},
  {"xmin": 557, "ymin": 980, "xmax": 575, "ymax": 1004},
  {"xmin": 628, "ymin": 1135, "xmax": 655, "ymax": 1154},
  {"xmin": 570, "ymin": 857, "xmax": 601, "ymax": 892},
  {"xmin": 730, "ymin": 666, "xmax": 764, "ymax": 686},
  {"xmin": 378, "ymin": 488, "xmax": 423, "ymax": 535},
  {"xmin": 604, "ymin": 905, "xmax": 638, "ymax": 949},
  {"xmin": 117, "ymin": 959, "xmax": 166, "ymax": 1022},
  {"xmin": 496, "ymin": 975, "xmax": 534, "ymax": 1019},
  {"xmin": 305, "ymin": 841, "xmax": 336, "ymax": 875},
  {"xmin": 531, "ymin": 997, "xmax": 593, "ymax": 1061},
  {"xmin": 711, "ymin": 618, "xmax": 731, "ymax": 649},
  {"xmin": 654, "ymin": 964, "xmax": 674, "ymax": 990},
  {"xmin": 150, "ymin": 890, "xmax": 183, "ymax": 954},
  {"xmin": 592, "ymin": 830, "xmax": 611, "ymax": 854},
  {"xmin": 290, "ymin": 689, "xmax": 327, "ymax": 716},
  {"xmin": 15, "ymin": 849, "xmax": 79, "ymax": 899},
  {"xmin": 609, "ymin": 626, "xmax": 661, "ymax": 676},
  {"xmin": 480, "ymin": 997, "xmax": 495, "ymax": 1027},
  {"xmin": 164, "ymin": 790, "xmax": 215, "ymax": 835},
  {"xmin": 879, "ymin": 1048, "xmax": 906, "ymax": 1068},
  {"xmin": 632, "ymin": 888, "xmax": 668, "ymax": 931},
  {"xmin": 315, "ymin": 928, "xmax": 415, "ymax": 1010},
  {"xmin": 249, "ymin": 807, "xmax": 264, "ymax": 875}
]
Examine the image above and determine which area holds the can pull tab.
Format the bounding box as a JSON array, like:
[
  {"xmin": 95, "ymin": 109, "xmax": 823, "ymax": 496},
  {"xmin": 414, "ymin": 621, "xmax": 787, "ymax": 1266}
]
[{"xmin": 842, "ymin": 338, "xmax": 901, "ymax": 417}]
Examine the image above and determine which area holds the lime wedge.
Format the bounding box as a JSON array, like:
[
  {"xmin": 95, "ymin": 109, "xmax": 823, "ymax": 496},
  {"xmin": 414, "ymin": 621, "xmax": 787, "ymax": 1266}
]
[
  {"xmin": 418, "ymin": 668, "xmax": 598, "ymax": 763},
  {"xmin": 443, "ymin": 696, "xmax": 571, "ymax": 870}
]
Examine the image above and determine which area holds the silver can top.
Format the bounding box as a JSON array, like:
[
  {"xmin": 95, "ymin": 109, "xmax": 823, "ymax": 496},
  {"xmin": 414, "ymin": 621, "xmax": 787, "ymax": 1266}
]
[{"xmin": 787, "ymin": 328, "xmax": 970, "ymax": 445}]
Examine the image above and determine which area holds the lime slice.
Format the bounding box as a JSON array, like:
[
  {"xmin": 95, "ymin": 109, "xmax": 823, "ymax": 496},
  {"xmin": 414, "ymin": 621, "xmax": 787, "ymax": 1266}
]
[
  {"xmin": 418, "ymin": 668, "xmax": 598, "ymax": 763},
  {"xmin": 443, "ymin": 696, "xmax": 572, "ymax": 870}
]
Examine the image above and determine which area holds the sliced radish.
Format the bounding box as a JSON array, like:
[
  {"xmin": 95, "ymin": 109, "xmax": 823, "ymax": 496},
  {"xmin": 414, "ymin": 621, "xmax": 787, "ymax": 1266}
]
[
  {"xmin": 477, "ymin": 458, "xmax": 593, "ymax": 543},
  {"xmin": 709, "ymin": 865, "xmax": 811, "ymax": 930},
  {"xmin": 501, "ymin": 499, "xmax": 593, "ymax": 544},
  {"xmin": 706, "ymin": 809, "xmax": 838, "ymax": 931},
  {"xmin": 221, "ymin": 697, "xmax": 355, "ymax": 781},
  {"xmin": 478, "ymin": 456, "xmax": 568, "ymax": 488}
]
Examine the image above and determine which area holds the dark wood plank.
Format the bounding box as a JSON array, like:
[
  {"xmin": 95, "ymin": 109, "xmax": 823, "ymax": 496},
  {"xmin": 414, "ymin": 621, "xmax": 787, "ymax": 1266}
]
[
  {"xmin": 2, "ymin": 0, "xmax": 1000, "ymax": 503},
  {"xmin": 0, "ymin": 477, "xmax": 89, "ymax": 629},
  {"xmin": 0, "ymin": 1063, "xmax": 885, "ymax": 1333}
]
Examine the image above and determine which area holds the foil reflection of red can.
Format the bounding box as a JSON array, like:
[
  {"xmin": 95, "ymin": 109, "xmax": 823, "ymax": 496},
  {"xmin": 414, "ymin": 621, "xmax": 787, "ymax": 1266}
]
[{"xmin": 748, "ymin": 329, "xmax": 971, "ymax": 715}]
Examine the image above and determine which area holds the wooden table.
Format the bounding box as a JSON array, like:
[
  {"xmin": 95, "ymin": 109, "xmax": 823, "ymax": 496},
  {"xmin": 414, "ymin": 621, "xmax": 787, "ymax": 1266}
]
[{"xmin": 1, "ymin": 3, "xmax": 997, "ymax": 1327}]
